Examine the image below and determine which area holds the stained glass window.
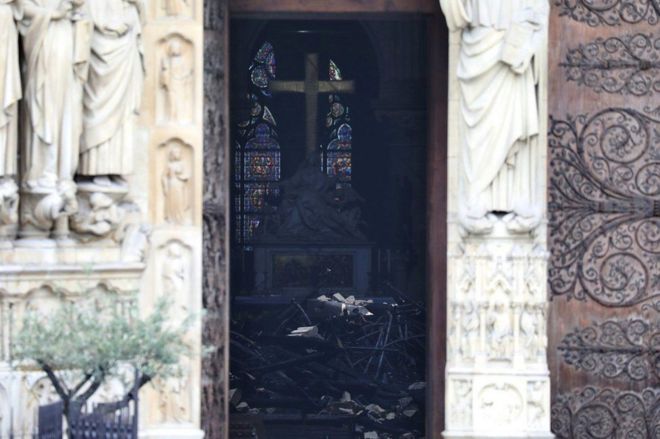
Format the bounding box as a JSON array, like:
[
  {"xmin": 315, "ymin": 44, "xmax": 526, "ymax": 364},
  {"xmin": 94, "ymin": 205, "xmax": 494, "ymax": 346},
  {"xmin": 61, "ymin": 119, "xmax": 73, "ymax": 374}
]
[
  {"xmin": 235, "ymin": 42, "xmax": 280, "ymax": 242},
  {"xmin": 324, "ymin": 60, "xmax": 353, "ymax": 187}
]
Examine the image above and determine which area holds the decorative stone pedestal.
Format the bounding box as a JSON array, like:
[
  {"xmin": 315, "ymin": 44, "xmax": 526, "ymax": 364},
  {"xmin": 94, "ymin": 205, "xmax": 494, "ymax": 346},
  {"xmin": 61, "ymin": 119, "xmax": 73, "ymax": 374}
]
[{"xmin": 444, "ymin": 222, "xmax": 552, "ymax": 438}]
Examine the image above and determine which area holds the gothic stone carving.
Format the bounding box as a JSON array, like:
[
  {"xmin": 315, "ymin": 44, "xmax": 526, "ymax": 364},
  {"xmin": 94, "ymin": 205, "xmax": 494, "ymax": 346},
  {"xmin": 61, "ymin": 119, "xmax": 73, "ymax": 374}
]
[
  {"xmin": 18, "ymin": 0, "xmax": 91, "ymax": 241},
  {"xmin": 441, "ymin": 0, "xmax": 548, "ymax": 233},
  {"xmin": 559, "ymin": 318, "xmax": 660, "ymax": 381},
  {"xmin": 19, "ymin": 181, "xmax": 78, "ymax": 243},
  {"xmin": 478, "ymin": 383, "xmax": 523, "ymax": 426},
  {"xmin": 159, "ymin": 34, "xmax": 194, "ymax": 125},
  {"xmin": 160, "ymin": 139, "xmax": 193, "ymax": 226},
  {"xmin": 555, "ymin": 0, "xmax": 660, "ymax": 27},
  {"xmin": 448, "ymin": 379, "xmax": 473, "ymax": 430},
  {"xmin": 549, "ymin": 109, "xmax": 660, "ymax": 310},
  {"xmin": 70, "ymin": 180, "xmax": 129, "ymax": 241},
  {"xmin": 551, "ymin": 386, "xmax": 660, "ymax": 438},
  {"xmin": 561, "ymin": 33, "xmax": 660, "ymax": 96},
  {"xmin": 155, "ymin": 239, "xmax": 193, "ymax": 424},
  {"xmin": 81, "ymin": 0, "xmax": 145, "ymax": 181},
  {"xmin": 0, "ymin": 0, "xmax": 20, "ymax": 243}
]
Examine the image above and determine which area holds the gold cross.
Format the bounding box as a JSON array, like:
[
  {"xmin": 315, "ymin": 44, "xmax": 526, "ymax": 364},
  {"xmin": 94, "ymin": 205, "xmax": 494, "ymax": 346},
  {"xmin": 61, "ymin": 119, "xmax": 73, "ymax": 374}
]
[{"xmin": 271, "ymin": 53, "xmax": 355, "ymax": 157}]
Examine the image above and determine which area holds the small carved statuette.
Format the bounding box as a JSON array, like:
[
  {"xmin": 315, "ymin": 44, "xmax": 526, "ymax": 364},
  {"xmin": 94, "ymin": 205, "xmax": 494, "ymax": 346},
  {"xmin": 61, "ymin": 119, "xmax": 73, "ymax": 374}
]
[
  {"xmin": 162, "ymin": 146, "xmax": 191, "ymax": 225},
  {"xmin": 160, "ymin": 38, "xmax": 193, "ymax": 124}
]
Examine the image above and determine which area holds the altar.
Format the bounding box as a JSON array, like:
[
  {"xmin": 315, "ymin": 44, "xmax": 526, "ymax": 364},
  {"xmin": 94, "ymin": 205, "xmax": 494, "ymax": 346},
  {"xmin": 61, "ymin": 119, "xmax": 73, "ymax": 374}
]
[{"xmin": 252, "ymin": 242, "xmax": 372, "ymax": 297}]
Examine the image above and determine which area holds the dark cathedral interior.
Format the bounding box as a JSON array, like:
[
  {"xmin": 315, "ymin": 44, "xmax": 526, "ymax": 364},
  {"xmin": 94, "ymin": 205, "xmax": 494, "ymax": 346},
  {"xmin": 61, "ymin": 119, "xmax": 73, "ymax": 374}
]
[{"xmin": 229, "ymin": 18, "xmax": 431, "ymax": 438}]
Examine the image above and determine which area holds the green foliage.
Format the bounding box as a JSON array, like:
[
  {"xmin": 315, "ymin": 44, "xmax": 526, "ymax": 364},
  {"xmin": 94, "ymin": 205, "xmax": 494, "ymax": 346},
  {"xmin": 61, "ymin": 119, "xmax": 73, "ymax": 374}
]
[{"xmin": 12, "ymin": 296, "xmax": 194, "ymax": 405}]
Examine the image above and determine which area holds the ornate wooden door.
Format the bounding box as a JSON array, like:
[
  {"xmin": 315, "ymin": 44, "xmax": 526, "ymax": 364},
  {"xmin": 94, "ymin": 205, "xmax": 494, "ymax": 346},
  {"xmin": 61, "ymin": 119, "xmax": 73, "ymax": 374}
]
[{"xmin": 548, "ymin": 2, "xmax": 660, "ymax": 437}]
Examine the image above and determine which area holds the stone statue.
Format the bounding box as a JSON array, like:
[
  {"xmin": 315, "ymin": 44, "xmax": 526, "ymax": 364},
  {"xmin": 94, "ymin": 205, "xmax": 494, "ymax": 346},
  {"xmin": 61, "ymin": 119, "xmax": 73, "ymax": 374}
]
[
  {"xmin": 160, "ymin": 39, "xmax": 193, "ymax": 123},
  {"xmin": 0, "ymin": 0, "xmax": 21, "ymax": 242},
  {"xmin": 80, "ymin": 0, "xmax": 145, "ymax": 184},
  {"xmin": 19, "ymin": 0, "xmax": 89, "ymax": 189},
  {"xmin": 162, "ymin": 146, "xmax": 190, "ymax": 225},
  {"xmin": 18, "ymin": 0, "xmax": 91, "ymax": 242},
  {"xmin": 258, "ymin": 156, "xmax": 366, "ymax": 242},
  {"xmin": 163, "ymin": 242, "xmax": 186, "ymax": 295},
  {"xmin": 440, "ymin": 0, "xmax": 548, "ymax": 233}
]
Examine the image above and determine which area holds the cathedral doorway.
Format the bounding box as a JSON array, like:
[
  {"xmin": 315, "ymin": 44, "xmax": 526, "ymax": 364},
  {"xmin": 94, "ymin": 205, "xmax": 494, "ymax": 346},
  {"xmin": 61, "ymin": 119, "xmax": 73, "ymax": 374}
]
[{"xmin": 221, "ymin": 4, "xmax": 448, "ymax": 438}]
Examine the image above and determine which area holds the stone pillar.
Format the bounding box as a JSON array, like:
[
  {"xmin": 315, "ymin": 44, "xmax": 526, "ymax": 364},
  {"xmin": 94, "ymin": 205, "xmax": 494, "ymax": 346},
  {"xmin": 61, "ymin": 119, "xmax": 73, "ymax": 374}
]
[
  {"xmin": 141, "ymin": 0, "xmax": 204, "ymax": 437},
  {"xmin": 442, "ymin": 4, "xmax": 554, "ymax": 437}
]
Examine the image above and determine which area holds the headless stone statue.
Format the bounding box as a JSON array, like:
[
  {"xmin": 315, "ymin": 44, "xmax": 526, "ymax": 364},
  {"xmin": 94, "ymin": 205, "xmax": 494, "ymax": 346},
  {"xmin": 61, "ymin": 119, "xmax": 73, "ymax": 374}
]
[
  {"xmin": 440, "ymin": 0, "xmax": 548, "ymax": 233},
  {"xmin": 80, "ymin": 0, "xmax": 144, "ymax": 184}
]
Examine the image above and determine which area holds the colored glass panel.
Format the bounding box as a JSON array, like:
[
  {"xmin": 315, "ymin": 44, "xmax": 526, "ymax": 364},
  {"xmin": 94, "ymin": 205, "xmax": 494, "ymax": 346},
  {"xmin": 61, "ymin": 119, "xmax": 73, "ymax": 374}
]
[
  {"xmin": 244, "ymin": 151, "xmax": 280, "ymax": 181},
  {"xmin": 327, "ymin": 151, "xmax": 352, "ymax": 181}
]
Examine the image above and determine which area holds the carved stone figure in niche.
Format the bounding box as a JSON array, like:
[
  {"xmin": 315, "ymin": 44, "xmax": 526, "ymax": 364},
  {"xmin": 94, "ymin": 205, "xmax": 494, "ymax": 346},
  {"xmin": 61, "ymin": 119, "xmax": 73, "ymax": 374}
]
[
  {"xmin": 520, "ymin": 304, "xmax": 545, "ymax": 361},
  {"xmin": 80, "ymin": 0, "xmax": 144, "ymax": 185},
  {"xmin": 17, "ymin": 0, "xmax": 91, "ymax": 241},
  {"xmin": 162, "ymin": 145, "xmax": 190, "ymax": 225},
  {"xmin": 258, "ymin": 155, "xmax": 366, "ymax": 242},
  {"xmin": 163, "ymin": 0, "xmax": 188, "ymax": 16},
  {"xmin": 160, "ymin": 38, "xmax": 193, "ymax": 124},
  {"xmin": 487, "ymin": 290, "xmax": 512, "ymax": 359},
  {"xmin": 156, "ymin": 362, "xmax": 190, "ymax": 423},
  {"xmin": 440, "ymin": 0, "xmax": 549, "ymax": 233},
  {"xmin": 527, "ymin": 381, "xmax": 545, "ymax": 427},
  {"xmin": 0, "ymin": 0, "xmax": 21, "ymax": 242},
  {"xmin": 163, "ymin": 242, "xmax": 186, "ymax": 295},
  {"xmin": 460, "ymin": 302, "xmax": 480, "ymax": 361},
  {"xmin": 451, "ymin": 380, "xmax": 472, "ymax": 427}
]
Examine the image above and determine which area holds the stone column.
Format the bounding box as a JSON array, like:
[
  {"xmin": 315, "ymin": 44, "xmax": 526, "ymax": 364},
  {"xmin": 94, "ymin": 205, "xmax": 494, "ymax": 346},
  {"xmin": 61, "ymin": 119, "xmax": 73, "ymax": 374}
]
[
  {"xmin": 141, "ymin": 0, "xmax": 204, "ymax": 437},
  {"xmin": 442, "ymin": 3, "xmax": 554, "ymax": 437}
]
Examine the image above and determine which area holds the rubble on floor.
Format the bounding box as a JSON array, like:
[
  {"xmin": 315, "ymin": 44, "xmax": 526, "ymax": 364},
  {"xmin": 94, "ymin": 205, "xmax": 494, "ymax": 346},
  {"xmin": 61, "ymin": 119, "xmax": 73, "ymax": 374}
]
[{"xmin": 230, "ymin": 286, "xmax": 426, "ymax": 438}]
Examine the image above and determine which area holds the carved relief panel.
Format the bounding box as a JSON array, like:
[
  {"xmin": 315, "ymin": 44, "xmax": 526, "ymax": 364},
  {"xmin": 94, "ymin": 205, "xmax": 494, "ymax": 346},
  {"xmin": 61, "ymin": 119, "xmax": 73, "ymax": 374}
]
[
  {"xmin": 548, "ymin": 3, "xmax": 659, "ymax": 438},
  {"xmin": 149, "ymin": 237, "xmax": 197, "ymax": 425},
  {"xmin": 155, "ymin": 138, "xmax": 195, "ymax": 226},
  {"xmin": 157, "ymin": 34, "xmax": 195, "ymax": 126}
]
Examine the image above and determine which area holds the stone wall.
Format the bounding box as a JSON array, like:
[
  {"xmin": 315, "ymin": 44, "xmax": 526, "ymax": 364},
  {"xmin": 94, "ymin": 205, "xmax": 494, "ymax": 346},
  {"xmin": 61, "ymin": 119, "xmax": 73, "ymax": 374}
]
[{"xmin": 0, "ymin": 0, "xmax": 205, "ymax": 436}]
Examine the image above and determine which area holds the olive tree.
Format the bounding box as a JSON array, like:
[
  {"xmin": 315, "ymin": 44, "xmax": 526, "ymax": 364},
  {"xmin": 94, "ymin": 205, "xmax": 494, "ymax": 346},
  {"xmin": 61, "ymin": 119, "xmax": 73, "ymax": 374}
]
[{"xmin": 13, "ymin": 297, "xmax": 193, "ymax": 430}]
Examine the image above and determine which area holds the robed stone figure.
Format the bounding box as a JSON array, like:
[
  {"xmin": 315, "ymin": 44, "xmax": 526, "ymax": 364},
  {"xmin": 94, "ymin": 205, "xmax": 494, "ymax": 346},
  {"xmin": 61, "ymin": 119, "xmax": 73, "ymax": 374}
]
[
  {"xmin": 0, "ymin": 0, "xmax": 21, "ymax": 180},
  {"xmin": 80, "ymin": 0, "xmax": 144, "ymax": 183},
  {"xmin": 0, "ymin": 0, "xmax": 21, "ymax": 235},
  {"xmin": 18, "ymin": 0, "xmax": 89, "ymax": 190},
  {"xmin": 440, "ymin": 0, "xmax": 548, "ymax": 232}
]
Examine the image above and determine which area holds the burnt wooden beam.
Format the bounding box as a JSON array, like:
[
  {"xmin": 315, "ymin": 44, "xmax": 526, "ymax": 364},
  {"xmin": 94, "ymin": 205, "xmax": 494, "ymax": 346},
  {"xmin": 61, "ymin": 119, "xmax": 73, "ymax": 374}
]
[{"xmin": 229, "ymin": 0, "xmax": 440, "ymax": 14}]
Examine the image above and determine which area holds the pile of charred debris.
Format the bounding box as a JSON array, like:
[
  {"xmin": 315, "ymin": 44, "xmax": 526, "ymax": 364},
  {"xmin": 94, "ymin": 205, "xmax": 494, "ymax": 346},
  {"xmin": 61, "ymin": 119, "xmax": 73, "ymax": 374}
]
[{"xmin": 230, "ymin": 284, "xmax": 426, "ymax": 439}]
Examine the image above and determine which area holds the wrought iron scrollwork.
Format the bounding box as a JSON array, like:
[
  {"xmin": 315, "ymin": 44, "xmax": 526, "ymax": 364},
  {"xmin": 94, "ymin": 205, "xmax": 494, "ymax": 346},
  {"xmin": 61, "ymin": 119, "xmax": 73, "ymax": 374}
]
[
  {"xmin": 561, "ymin": 33, "xmax": 660, "ymax": 96},
  {"xmin": 548, "ymin": 108, "xmax": 660, "ymax": 309},
  {"xmin": 551, "ymin": 387, "xmax": 660, "ymax": 438},
  {"xmin": 558, "ymin": 318, "xmax": 660, "ymax": 381},
  {"xmin": 556, "ymin": 0, "xmax": 660, "ymax": 26}
]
